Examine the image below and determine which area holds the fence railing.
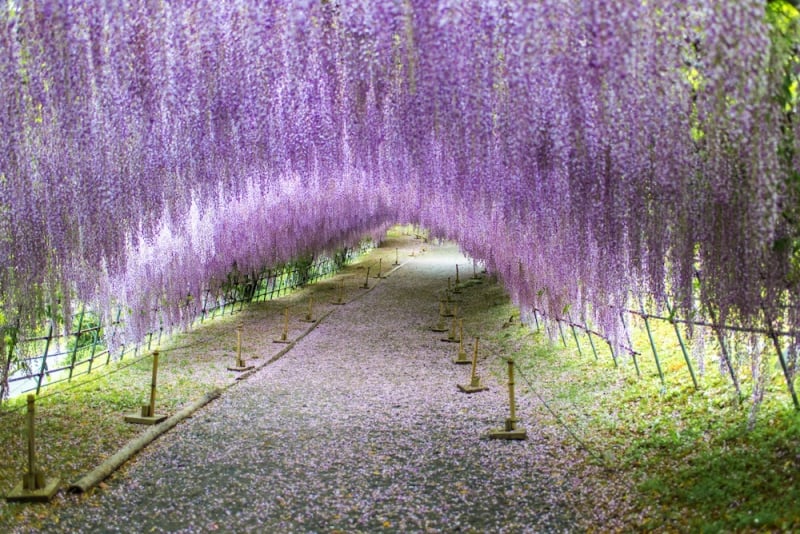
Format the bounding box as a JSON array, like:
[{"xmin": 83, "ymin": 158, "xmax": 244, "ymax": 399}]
[
  {"xmin": 524, "ymin": 296, "xmax": 799, "ymax": 410},
  {"xmin": 2, "ymin": 243, "xmax": 372, "ymax": 400}
]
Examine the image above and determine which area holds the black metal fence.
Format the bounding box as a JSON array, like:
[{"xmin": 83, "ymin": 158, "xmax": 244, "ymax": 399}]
[{"xmin": 2, "ymin": 243, "xmax": 372, "ymax": 399}]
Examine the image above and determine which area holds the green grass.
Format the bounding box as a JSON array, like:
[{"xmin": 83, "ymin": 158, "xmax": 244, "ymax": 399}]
[
  {"xmin": 466, "ymin": 284, "xmax": 800, "ymax": 531},
  {"xmin": 1, "ymin": 239, "xmax": 798, "ymax": 531}
]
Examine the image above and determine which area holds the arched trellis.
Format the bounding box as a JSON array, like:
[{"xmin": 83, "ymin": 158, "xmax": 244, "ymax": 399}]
[{"xmin": 0, "ymin": 1, "xmax": 798, "ymax": 403}]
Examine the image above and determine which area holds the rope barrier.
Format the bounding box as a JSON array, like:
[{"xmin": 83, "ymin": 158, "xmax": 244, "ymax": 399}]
[{"xmin": 512, "ymin": 360, "xmax": 610, "ymax": 467}]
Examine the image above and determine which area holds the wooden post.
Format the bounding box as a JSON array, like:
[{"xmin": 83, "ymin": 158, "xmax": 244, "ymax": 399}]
[
  {"xmin": 393, "ymin": 248, "xmax": 399, "ymax": 266},
  {"xmin": 442, "ymin": 316, "xmax": 458, "ymax": 342},
  {"xmin": 454, "ymin": 319, "xmax": 470, "ymax": 363},
  {"xmin": 639, "ymin": 298, "xmax": 666, "ymax": 389},
  {"xmin": 274, "ymin": 308, "xmax": 291, "ymax": 344},
  {"xmin": 6, "ymin": 395, "xmax": 60, "ymax": 502},
  {"xmin": 606, "ymin": 339, "xmax": 619, "ymax": 368},
  {"xmin": 227, "ymin": 325, "xmax": 254, "ymax": 372},
  {"xmin": 302, "ymin": 297, "xmax": 314, "ymax": 322},
  {"xmin": 455, "ymin": 264, "xmax": 460, "ymax": 285},
  {"xmin": 374, "ymin": 259, "xmax": 383, "ymax": 279},
  {"xmin": 665, "ymin": 300, "xmax": 699, "ymax": 390},
  {"xmin": 489, "ymin": 359, "xmax": 527, "ymax": 439},
  {"xmin": 148, "ymin": 351, "xmax": 159, "ymax": 417},
  {"xmin": 570, "ymin": 321, "xmax": 584, "ymax": 358},
  {"xmin": 766, "ymin": 319, "xmax": 799, "ymax": 410},
  {"xmin": 125, "ymin": 351, "xmax": 168, "ymax": 425},
  {"xmin": 363, "ymin": 267, "xmax": 371, "ymax": 289},
  {"xmin": 68, "ymin": 306, "xmax": 85, "ymax": 382},
  {"xmin": 557, "ymin": 319, "xmax": 567, "ymax": 347},
  {"xmin": 459, "ymin": 337, "xmax": 488, "ymax": 393},
  {"xmin": 36, "ymin": 324, "xmax": 53, "ymax": 396},
  {"xmin": 432, "ymin": 302, "xmax": 448, "ymax": 332},
  {"xmin": 332, "ymin": 279, "xmax": 345, "ymax": 305},
  {"xmin": 236, "ymin": 326, "xmax": 243, "ymax": 365},
  {"xmin": 620, "ymin": 311, "xmax": 640, "ymax": 377}
]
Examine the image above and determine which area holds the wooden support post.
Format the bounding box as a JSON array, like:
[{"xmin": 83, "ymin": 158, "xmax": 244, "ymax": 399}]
[
  {"xmin": 332, "ymin": 279, "xmax": 345, "ymax": 305},
  {"xmin": 606, "ymin": 340, "xmax": 619, "ymax": 368},
  {"xmin": 6, "ymin": 395, "xmax": 60, "ymax": 502},
  {"xmin": 274, "ymin": 308, "xmax": 291, "ymax": 344},
  {"xmin": 620, "ymin": 311, "xmax": 640, "ymax": 377},
  {"xmin": 586, "ymin": 330, "xmax": 599, "ymax": 361},
  {"xmin": 363, "ymin": 267, "xmax": 371, "ymax": 289},
  {"xmin": 459, "ymin": 337, "xmax": 488, "ymax": 393},
  {"xmin": 766, "ymin": 321, "xmax": 799, "ymax": 410},
  {"xmin": 639, "ymin": 299, "xmax": 666, "ymax": 389},
  {"xmin": 125, "ymin": 351, "xmax": 168, "ymax": 424},
  {"xmin": 453, "ymin": 266, "xmax": 462, "ymax": 294},
  {"xmin": 68, "ymin": 306, "xmax": 85, "ymax": 382},
  {"xmin": 432, "ymin": 302, "xmax": 448, "ymax": 332},
  {"xmin": 569, "ymin": 320, "xmax": 584, "ymax": 358},
  {"xmin": 227, "ymin": 325, "xmax": 254, "ymax": 373},
  {"xmin": 557, "ymin": 319, "xmax": 567, "ymax": 348},
  {"xmin": 36, "ymin": 324, "xmax": 53, "ymax": 396},
  {"xmin": 471, "ymin": 260, "xmax": 482, "ymax": 281},
  {"xmin": 454, "ymin": 320, "xmax": 470, "ymax": 363},
  {"xmin": 665, "ymin": 300, "xmax": 699, "ymax": 390},
  {"xmin": 374, "ymin": 258, "xmax": 383, "ymax": 279},
  {"xmin": 442, "ymin": 315, "xmax": 458, "ymax": 343},
  {"xmin": 393, "ymin": 248, "xmax": 399, "ymax": 266},
  {"xmin": 302, "ymin": 297, "xmax": 315, "ymax": 323},
  {"xmin": 489, "ymin": 360, "xmax": 526, "ymax": 439}
]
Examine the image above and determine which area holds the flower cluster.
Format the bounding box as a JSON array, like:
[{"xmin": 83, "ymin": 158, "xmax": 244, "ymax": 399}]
[{"xmin": 0, "ymin": 1, "xmax": 796, "ymax": 344}]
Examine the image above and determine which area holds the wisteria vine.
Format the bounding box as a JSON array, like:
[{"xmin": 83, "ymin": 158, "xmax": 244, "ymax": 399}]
[{"xmin": 1, "ymin": 1, "xmax": 798, "ymax": 355}]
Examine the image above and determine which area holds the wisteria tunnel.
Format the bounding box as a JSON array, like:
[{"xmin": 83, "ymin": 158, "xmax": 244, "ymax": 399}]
[{"xmin": 1, "ymin": 1, "xmax": 800, "ymax": 532}]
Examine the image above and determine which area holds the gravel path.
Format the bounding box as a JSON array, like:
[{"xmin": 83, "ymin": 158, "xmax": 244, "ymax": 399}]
[{"xmin": 43, "ymin": 244, "xmax": 574, "ymax": 533}]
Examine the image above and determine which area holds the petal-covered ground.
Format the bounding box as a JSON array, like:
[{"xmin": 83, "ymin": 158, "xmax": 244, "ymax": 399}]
[{"xmin": 41, "ymin": 242, "xmax": 575, "ymax": 533}]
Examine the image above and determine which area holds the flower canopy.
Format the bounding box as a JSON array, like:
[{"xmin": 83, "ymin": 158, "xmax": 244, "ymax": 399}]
[{"xmin": 1, "ymin": 0, "xmax": 798, "ymax": 343}]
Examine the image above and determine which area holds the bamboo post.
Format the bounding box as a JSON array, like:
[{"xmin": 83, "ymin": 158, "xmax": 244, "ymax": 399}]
[
  {"xmin": 767, "ymin": 325, "xmax": 800, "ymax": 410},
  {"xmin": 442, "ymin": 315, "xmax": 458, "ymax": 343},
  {"xmin": 471, "ymin": 260, "xmax": 482, "ymax": 281},
  {"xmin": 332, "ymin": 279, "xmax": 345, "ymax": 305},
  {"xmin": 274, "ymin": 308, "xmax": 291, "ymax": 344},
  {"xmin": 557, "ymin": 319, "xmax": 567, "ymax": 347},
  {"xmin": 665, "ymin": 300, "xmax": 699, "ymax": 390},
  {"xmin": 569, "ymin": 320, "xmax": 584, "ymax": 358},
  {"xmin": 124, "ymin": 351, "xmax": 167, "ymax": 424},
  {"xmin": 86, "ymin": 325, "xmax": 99, "ymax": 374},
  {"xmin": 147, "ymin": 351, "xmax": 159, "ymax": 416},
  {"xmin": 458, "ymin": 337, "xmax": 487, "ymax": 393},
  {"xmin": 302, "ymin": 297, "xmax": 314, "ymax": 322},
  {"xmin": 489, "ymin": 359, "xmax": 527, "ymax": 439},
  {"xmin": 640, "ymin": 303, "xmax": 666, "ymax": 389},
  {"xmin": 454, "ymin": 320, "xmax": 470, "ymax": 363},
  {"xmin": 228, "ymin": 324, "xmax": 255, "ymax": 372},
  {"xmin": 695, "ymin": 272, "xmax": 741, "ymax": 400},
  {"xmin": 6, "ymin": 395, "xmax": 60, "ymax": 502},
  {"xmin": 35, "ymin": 324, "xmax": 53, "ymax": 396},
  {"xmin": 453, "ymin": 266, "xmax": 462, "ymax": 294},
  {"xmin": 432, "ymin": 302, "xmax": 448, "ymax": 332},
  {"xmin": 606, "ymin": 339, "xmax": 619, "ymax": 368},
  {"xmin": 620, "ymin": 310, "xmax": 640, "ymax": 377},
  {"xmin": 584, "ymin": 330, "xmax": 598, "ymax": 360},
  {"xmin": 68, "ymin": 306, "xmax": 85, "ymax": 381}
]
